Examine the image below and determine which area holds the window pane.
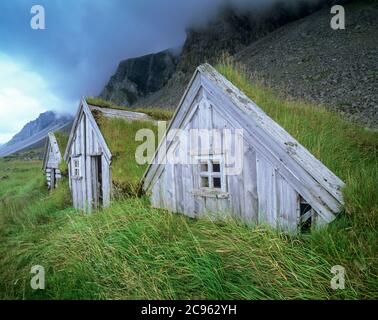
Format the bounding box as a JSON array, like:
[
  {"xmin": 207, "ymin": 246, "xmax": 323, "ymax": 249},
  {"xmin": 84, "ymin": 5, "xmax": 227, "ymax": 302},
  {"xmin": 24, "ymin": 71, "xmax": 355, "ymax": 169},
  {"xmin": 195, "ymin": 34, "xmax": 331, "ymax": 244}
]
[
  {"xmin": 200, "ymin": 162, "xmax": 208, "ymax": 172},
  {"xmin": 213, "ymin": 177, "xmax": 221, "ymax": 188},
  {"xmin": 213, "ymin": 162, "xmax": 220, "ymax": 173},
  {"xmin": 201, "ymin": 177, "xmax": 209, "ymax": 188}
]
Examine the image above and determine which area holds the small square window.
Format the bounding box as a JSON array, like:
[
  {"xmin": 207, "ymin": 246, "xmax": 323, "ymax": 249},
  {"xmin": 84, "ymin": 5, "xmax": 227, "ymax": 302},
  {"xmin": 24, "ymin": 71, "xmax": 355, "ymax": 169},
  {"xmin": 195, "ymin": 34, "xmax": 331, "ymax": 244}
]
[
  {"xmin": 198, "ymin": 157, "xmax": 225, "ymax": 191},
  {"xmin": 213, "ymin": 162, "xmax": 220, "ymax": 173},
  {"xmin": 73, "ymin": 159, "xmax": 81, "ymax": 177},
  {"xmin": 201, "ymin": 177, "xmax": 209, "ymax": 188},
  {"xmin": 200, "ymin": 162, "xmax": 208, "ymax": 172},
  {"xmin": 213, "ymin": 177, "xmax": 221, "ymax": 188}
]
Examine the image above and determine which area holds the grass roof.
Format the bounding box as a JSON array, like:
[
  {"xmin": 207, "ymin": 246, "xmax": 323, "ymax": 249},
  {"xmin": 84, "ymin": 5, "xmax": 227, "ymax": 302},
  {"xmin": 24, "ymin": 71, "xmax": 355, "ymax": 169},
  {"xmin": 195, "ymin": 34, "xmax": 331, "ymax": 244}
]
[
  {"xmin": 216, "ymin": 58, "xmax": 378, "ymax": 232},
  {"xmin": 86, "ymin": 97, "xmax": 174, "ymax": 121},
  {"xmin": 54, "ymin": 131, "xmax": 69, "ymax": 155},
  {"xmin": 92, "ymin": 109, "xmax": 159, "ymax": 196}
]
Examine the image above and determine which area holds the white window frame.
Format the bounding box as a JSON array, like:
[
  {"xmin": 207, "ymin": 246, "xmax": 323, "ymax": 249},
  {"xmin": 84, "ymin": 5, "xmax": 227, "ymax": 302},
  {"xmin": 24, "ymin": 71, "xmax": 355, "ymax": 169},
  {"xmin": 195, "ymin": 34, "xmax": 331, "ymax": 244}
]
[
  {"xmin": 197, "ymin": 155, "xmax": 226, "ymax": 192},
  {"xmin": 72, "ymin": 157, "xmax": 81, "ymax": 179}
]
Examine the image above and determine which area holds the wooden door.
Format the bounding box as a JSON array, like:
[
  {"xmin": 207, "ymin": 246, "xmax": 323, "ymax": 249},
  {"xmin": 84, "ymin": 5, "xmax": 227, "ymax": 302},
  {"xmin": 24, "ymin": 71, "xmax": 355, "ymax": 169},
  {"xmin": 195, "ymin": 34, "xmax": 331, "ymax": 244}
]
[
  {"xmin": 91, "ymin": 156, "xmax": 103, "ymax": 209},
  {"xmin": 50, "ymin": 169, "xmax": 56, "ymax": 190}
]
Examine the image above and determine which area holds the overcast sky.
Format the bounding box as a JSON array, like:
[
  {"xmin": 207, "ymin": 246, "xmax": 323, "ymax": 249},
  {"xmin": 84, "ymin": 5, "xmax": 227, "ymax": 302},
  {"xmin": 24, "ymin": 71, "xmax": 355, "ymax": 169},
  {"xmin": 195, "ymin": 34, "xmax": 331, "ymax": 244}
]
[{"xmin": 0, "ymin": 0, "xmax": 290, "ymax": 144}]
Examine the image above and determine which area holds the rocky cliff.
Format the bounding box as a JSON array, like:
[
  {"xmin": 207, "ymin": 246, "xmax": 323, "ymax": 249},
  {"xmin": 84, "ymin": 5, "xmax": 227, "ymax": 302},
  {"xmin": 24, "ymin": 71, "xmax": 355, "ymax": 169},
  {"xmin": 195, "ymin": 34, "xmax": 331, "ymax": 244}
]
[{"xmin": 100, "ymin": 49, "xmax": 179, "ymax": 106}]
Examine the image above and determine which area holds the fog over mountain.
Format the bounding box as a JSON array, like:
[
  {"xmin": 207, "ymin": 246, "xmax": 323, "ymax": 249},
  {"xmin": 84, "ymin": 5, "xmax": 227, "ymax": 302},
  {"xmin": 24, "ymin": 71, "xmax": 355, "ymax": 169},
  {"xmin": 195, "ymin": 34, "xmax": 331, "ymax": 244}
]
[
  {"xmin": 0, "ymin": 0, "xmax": 327, "ymax": 107},
  {"xmin": 0, "ymin": 0, "xmax": 358, "ymax": 148}
]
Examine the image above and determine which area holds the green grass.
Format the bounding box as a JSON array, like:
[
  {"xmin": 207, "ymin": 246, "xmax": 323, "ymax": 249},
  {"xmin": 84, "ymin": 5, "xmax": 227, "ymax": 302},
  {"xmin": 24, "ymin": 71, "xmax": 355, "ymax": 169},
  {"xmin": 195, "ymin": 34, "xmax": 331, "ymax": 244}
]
[
  {"xmin": 54, "ymin": 131, "xmax": 69, "ymax": 156},
  {"xmin": 216, "ymin": 58, "xmax": 378, "ymax": 223},
  {"xmin": 86, "ymin": 97, "xmax": 121, "ymax": 109},
  {"xmin": 0, "ymin": 158, "xmax": 376, "ymax": 299},
  {"xmin": 96, "ymin": 115, "xmax": 159, "ymax": 196},
  {"xmin": 0, "ymin": 62, "xmax": 377, "ymax": 300},
  {"xmin": 86, "ymin": 97, "xmax": 171, "ymax": 194}
]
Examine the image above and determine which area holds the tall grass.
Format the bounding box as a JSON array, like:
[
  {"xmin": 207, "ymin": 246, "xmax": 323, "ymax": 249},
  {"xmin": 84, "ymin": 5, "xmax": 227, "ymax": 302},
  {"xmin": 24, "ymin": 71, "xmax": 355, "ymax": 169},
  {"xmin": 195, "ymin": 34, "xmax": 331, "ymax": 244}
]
[
  {"xmin": 0, "ymin": 62, "xmax": 377, "ymax": 300},
  {"xmin": 216, "ymin": 58, "xmax": 378, "ymax": 222},
  {"xmin": 0, "ymin": 168, "xmax": 375, "ymax": 299}
]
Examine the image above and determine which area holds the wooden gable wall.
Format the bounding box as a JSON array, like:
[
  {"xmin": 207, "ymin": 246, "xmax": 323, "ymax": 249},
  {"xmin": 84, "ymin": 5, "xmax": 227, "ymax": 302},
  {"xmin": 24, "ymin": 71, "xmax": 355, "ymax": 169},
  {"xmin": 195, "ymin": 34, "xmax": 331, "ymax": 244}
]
[
  {"xmin": 65, "ymin": 100, "xmax": 112, "ymax": 212},
  {"xmin": 143, "ymin": 64, "xmax": 345, "ymax": 232},
  {"xmin": 43, "ymin": 133, "xmax": 62, "ymax": 190}
]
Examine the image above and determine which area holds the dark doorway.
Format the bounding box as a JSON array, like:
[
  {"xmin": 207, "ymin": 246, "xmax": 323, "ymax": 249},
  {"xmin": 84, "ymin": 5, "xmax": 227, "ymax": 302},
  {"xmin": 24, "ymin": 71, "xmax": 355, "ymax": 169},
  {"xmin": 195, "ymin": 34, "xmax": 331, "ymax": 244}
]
[
  {"xmin": 50, "ymin": 169, "xmax": 56, "ymax": 190},
  {"xmin": 299, "ymin": 196, "xmax": 313, "ymax": 233},
  {"xmin": 91, "ymin": 156, "xmax": 103, "ymax": 209}
]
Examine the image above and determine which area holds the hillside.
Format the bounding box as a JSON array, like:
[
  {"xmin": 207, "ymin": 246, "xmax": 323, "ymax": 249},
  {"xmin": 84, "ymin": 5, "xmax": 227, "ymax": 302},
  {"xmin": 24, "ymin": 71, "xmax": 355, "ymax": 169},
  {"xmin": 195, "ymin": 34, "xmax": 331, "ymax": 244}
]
[
  {"xmin": 101, "ymin": 0, "xmax": 376, "ymax": 129},
  {"xmin": 235, "ymin": 0, "xmax": 378, "ymax": 128},
  {"xmin": 106, "ymin": 0, "xmax": 332, "ymax": 110},
  {"xmin": 0, "ymin": 62, "xmax": 377, "ymax": 299}
]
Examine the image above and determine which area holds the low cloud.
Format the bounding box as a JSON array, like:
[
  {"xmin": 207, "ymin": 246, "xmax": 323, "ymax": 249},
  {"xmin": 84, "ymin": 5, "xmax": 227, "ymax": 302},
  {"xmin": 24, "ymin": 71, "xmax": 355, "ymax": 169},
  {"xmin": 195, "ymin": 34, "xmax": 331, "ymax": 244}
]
[
  {"xmin": 0, "ymin": 54, "xmax": 67, "ymax": 143},
  {"xmin": 0, "ymin": 0, "xmax": 327, "ymax": 141}
]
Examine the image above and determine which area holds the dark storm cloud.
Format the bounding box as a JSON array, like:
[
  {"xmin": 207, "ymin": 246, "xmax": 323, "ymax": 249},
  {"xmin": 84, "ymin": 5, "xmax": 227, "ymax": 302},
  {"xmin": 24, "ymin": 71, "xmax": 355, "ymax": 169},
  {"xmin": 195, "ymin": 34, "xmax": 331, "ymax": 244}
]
[
  {"xmin": 0, "ymin": 0, "xmax": 319, "ymax": 112},
  {"xmin": 0, "ymin": 0, "xmax": 219, "ymax": 106}
]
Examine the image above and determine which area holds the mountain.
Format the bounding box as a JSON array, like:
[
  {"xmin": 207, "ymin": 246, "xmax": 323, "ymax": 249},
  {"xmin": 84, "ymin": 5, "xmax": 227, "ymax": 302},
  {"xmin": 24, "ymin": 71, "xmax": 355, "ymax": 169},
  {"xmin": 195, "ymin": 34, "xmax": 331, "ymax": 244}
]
[
  {"xmin": 100, "ymin": 0, "xmax": 377, "ymax": 129},
  {"xmin": 234, "ymin": 0, "xmax": 378, "ymax": 128},
  {"xmin": 0, "ymin": 111, "xmax": 73, "ymax": 158},
  {"xmin": 102, "ymin": 0, "xmax": 336, "ymax": 109},
  {"xmin": 100, "ymin": 49, "xmax": 179, "ymax": 106}
]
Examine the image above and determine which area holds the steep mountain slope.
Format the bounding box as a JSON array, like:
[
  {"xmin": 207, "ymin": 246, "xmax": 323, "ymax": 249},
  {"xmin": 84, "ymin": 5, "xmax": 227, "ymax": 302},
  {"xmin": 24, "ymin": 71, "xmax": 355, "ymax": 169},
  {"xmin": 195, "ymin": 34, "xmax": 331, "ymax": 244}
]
[
  {"xmin": 100, "ymin": 0, "xmax": 376, "ymax": 128},
  {"xmin": 105, "ymin": 0, "xmax": 333, "ymax": 109},
  {"xmin": 235, "ymin": 0, "xmax": 378, "ymax": 128},
  {"xmin": 0, "ymin": 111, "xmax": 73, "ymax": 158},
  {"xmin": 100, "ymin": 49, "xmax": 179, "ymax": 106}
]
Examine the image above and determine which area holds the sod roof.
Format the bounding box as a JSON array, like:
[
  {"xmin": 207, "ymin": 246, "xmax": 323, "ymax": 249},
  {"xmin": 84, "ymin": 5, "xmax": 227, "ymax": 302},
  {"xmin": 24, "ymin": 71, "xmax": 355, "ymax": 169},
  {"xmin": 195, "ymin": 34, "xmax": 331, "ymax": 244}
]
[
  {"xmin": 87, "ymin": 103, "xmax": 160, "ymax": 195},
  {"xmin": 54, "ymin": 131, "xmax": 69, "ymax": 156}
]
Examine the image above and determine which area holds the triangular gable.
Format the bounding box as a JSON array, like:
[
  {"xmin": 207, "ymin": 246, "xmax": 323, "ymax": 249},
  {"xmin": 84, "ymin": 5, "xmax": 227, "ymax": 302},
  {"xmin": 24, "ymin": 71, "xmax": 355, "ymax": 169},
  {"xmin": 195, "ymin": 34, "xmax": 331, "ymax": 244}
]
[
  {"xmin": 141, "ymin": 64, "xmax": 345, "ymax": 223},
  {"xmin": 64, "ymin": 98, "xmax": 112, "ymax": 162},
  {"xmin": 42, "ymin": 132, "xmax": 63, "ymax": 170}
]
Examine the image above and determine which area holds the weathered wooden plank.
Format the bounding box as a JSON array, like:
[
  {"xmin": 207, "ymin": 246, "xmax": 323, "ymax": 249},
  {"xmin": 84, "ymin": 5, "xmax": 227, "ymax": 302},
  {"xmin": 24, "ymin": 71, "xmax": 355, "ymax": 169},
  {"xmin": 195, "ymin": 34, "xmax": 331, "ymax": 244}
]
[
  {"xmin": 205, "ymin": 197, "xmax": 218, "ymax": 217},
  {"xmin": 194, "ymin": 195, "xmax": 206, "ymax": 218},
  {"xmin": 80, "ymin": 115, "xmax": 88, "ymax": 211},
  {"xmin": 276, "ymin": 172, "xmax": 299, "ymax": 232},
  {"xmin": 243, "ymin": 146, "xmax": 259, "ymax": 223},
  {"xmin": 204, "ymin": 85, "xmax": 340, "ymax": 222},
  {"xmin": 174, "ymin": 164, "xmax": 184, "ymax": 214},
  {"xmin": 89, "ymin": 105, "xmax": 152, "ymax": 122},
  {"xmin": 256, "ymin": 154, "xmax": 277, "ymax": 226},
  {"xmin": 85, "ymin": 119, "xmax": 93, "ymax": 212},
  {"xmin": 199, "ymin": 64, "xmax": 344, "ymax": 201},
  {"xmin": 102, "ymin": 156, "xmax": 111, "ymax": 207},
  {"xmin": 150, "ymin": 179, "xmax": 160, "ymax": 208},
  {"xmin": 142, "ymin": 75, "xmax": 202, "ymax": 190}
]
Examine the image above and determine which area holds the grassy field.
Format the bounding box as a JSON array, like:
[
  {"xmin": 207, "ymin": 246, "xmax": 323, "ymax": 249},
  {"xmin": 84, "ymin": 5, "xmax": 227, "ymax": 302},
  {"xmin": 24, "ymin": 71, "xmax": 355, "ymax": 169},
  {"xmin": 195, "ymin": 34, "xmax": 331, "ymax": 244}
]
[{"xmin": 0, "ymin": 62, "xmax": 377, "ymax": 299}]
